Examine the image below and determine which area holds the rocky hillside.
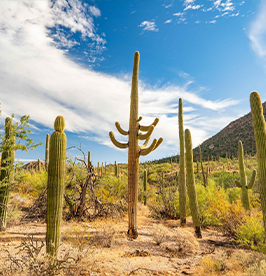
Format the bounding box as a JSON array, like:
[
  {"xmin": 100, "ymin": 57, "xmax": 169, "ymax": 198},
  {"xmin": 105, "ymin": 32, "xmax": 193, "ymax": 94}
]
[
  {"xmin": 154, "ymin": 101, "xmax": 266, "ymax": 163},
  {"xmin": 193, "ymin": 101, "xmax": 266, "ymax": 161}
]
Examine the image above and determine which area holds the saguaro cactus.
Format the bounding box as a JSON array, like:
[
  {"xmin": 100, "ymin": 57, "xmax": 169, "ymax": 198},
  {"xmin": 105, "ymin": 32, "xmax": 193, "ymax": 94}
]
[
  {"xmin": 109, "ymin": 51, "xmax": 163, "ymax": 238},
  {"xmin": 234, "ymin": 141, "xmax": 256, "ymax": 210},
  {"xmin": 250, "ymin": 91, "xmax": 266, "ymax": 234},
  {"xmin": 0, "ymin": 117, "xmax": 15, "ymax": 230},
  {"xmin": 46, "ymin": 115, "xmax": 67, "ymax": 256},
  {"xmin": 37, "ymin": 158, "xmax": 41, "ymax": 172},
  {"xmin": 143, "ymin": 170, "xmax": 147, "ymax": 206},
  {"xmin": 199, "ymin": 145, "xmax": 208, "ymax": 187},
  {"xmin": 45, "ymin": 134, "xmax": 49, "ymax": 171},
  {"xmin": 88, "ymin": 151, "xmax": 91, "ymax": 165},
  {"xmin": 185, "ymin": 129, "xmax": 202, "ymax": 238},
  {"xmin": 178, "ymin": 98, "xmax": 186, "ymax": 226}
]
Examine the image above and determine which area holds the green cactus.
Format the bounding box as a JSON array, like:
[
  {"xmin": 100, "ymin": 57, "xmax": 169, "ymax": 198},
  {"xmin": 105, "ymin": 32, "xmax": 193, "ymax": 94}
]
[
  {"xmin": 143, "ymin": 170, "xmax": 147, "ymax": 206},
  {"xmin": 46, "ymin": 115, "xmax": 67, "ymax": 256},
  {"xmin": 0, "ymin": 117, "xmax": 15, "ymax": 230},
  {"xmin": 38, "ymin": 158, "xmax": 41, "ymax": 172},
  {"xmin": 234, "ymin": 141, "xmax": 256, "ymax": 210},
  {"xmin": 88, "ymin": 151, "xmax": 91, "ymax": 165},
  {"xmin": 250, "ymin": 91, "xmax": 266, "ymax": 234},
  {"xmin": 185, "ymin": 129, "xmax": 202, "ymax": 238},
  {"xmin": 45, "ymin": 134, "xmax": 49, "ymax": 171},
  {"xmin": 109, "ymin": 52, "xmax": 163, "ymax": 239},
  {"xmin": 178, "ymin": 98, "xmax": 186, "ymax": 226},
  {"xmin": 105, "ymin": 161, "xmax": 106, "ymax": 174},
  {"xmin": 97, "ymin": 161, "xmax": 99, "ymax": 174}
]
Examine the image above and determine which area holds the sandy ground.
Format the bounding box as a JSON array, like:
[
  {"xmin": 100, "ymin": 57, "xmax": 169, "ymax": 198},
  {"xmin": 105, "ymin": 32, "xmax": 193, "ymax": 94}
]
[{"xmin": 0, "ymin": 204, "xmax": 247, "ymax": 276}]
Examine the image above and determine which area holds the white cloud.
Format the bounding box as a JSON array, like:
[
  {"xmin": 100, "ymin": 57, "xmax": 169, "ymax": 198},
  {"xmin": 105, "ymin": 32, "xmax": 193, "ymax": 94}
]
[
  {"xmin": 184, "ymin": 0, "xmax": 196, "ymax": 3},
  {"xmin": 206, "ymin": 20, "xmax": 217, "ymax": 24},
  {"xmin": 0, "ymin": 0, "xmax": 240, "ymax": 156},
  {"xmin": 184, "ymin": 4, "xmax": 202, "ymax": 11},
  {"xmin": 89, "ymin": 6, "xmax": 101, "ymax": 17},
  {"xmin": 163, "ymin": 3, "xmax": 173, "ymax": 8},
  {"xmin": 248, "ymin": 0, "xmax": 266, "ymax": 57},
  {"xmin": 139, "ymin": 20, "xmax": 158, "ymax": 32},
  {"xmin": 173, "ymin": 12, "xmax": 184, "ymax": 17},
  {"xmin": 195, "ymin": 20, "xmax": 200, "ymax": 24},
  {"xmin": 164, "ymin": 19, "xmax": 172, "ymax": 24}
]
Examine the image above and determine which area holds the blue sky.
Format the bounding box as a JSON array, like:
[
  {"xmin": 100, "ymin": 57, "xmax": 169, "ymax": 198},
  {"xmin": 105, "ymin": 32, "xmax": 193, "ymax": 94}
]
[{"xmin": 0, "ymin": 0, "xmax": 265, "ymax": 165}]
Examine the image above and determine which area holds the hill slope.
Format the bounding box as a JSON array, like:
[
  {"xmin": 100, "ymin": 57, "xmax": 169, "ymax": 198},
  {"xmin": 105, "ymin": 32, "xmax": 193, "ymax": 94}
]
[
  {"xmin": 154, "ymin": 101, "xmax": 266, "ymax": 163},
  {"xmin": 193, "ymin": 101, "xmax": 266, "ymax": 161}
]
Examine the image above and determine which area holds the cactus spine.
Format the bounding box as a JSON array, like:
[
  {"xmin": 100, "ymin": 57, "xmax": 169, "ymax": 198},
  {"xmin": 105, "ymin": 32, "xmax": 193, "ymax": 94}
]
[
  {"xmin": 0, "ymin": 117, "xmax": 14, "ymax": 230},
  {"xmin": 234, "ymin": 141, "xmax": 256, "ymax": 210},
  {"xmin": 143, "ymin": 170, "xmax": 147, "ymax": 206},
  {"xmin": 45, "ymin": 134, "xmax": 49, "ymax": 171},
  {"xmin": 109, "ymin": 52, "xmax": 163, "ymax": 238},
  {"xmin": 178, "ymin": 98, "xmax": 186, "ymax": 225},
  {"xmin": 185, "ymin": 129, "xmax": 202, "ymax": 238},
  {"xmin": 46, "ymin": 115, "xmax": 67, "ymax": 256},
  {"xmin": 250, "ymin": 91, "xmax": 266, "ymax": 234}
]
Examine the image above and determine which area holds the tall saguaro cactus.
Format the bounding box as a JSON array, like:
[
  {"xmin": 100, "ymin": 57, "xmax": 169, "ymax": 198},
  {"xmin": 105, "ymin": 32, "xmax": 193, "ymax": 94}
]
[
  {"xmin": 234, "ymin": 141, "xmax": 256, "ymax": 210},
  {"xmin": 46, "ymin": 115, "xmax": 67, "ymax": 256},
  {"xmin": 250, "ymin": 91, "xmax": 266, "ymax": 235},
  {"xmin": 185, "ymin": 129, "xmax": 202, "ymax": 238},
  {"xmin": 178, "ymin": 98, "xmax": 186, "ymax": 226},
  {"xmin": 0, "ymin": 117, "xmax": 15, "ymax": 230},
  {"xmin": 109, "ymin": 51, "xmax": 163, "ymax": 239},
  {"xmin": 45, "ymin": 134, "xmax": 49, "ymax": 171}
]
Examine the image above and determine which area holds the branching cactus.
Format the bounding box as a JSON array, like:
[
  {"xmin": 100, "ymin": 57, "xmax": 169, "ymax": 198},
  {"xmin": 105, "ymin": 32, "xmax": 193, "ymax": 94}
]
[
  {"xmin": 234, "ymin": 141, "xmax": 256, "ymax": 210},
  {"xmin": 250, "ymin": 91, "xmax": 266, "ymax": 235},
  {"xmin": 109, "ymin": 51, "xmax": 163, "ymax": 239},
  {"xmin": 46, "ymin": 115, "xmax": 67, "ymax": 256},
  {"xmin": 178, "ymin": 98, "xmax": 186, "ymax": 226},
  {"xmin": 45, "ymin": 134, "xmax": 49, "ymax": 171},
  {"xmin": 143, "ymin": 170, "xmax": 147, "ymax": 206},
  {"xmin": 0, "ymin": 117, "xmax": 15, "ymax": 230},
  {"xmin": 185, "ymin": 129, "xmax": 202, "ymax": 238}
]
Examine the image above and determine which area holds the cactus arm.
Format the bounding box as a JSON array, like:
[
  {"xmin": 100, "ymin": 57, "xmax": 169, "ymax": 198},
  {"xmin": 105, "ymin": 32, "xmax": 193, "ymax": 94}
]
[
  {"xmin": 138, "ymin": 125, "xmax": 154, "ymax": 140},
  {"xmin": 109, "ymin": 132, "xmax": 128, "ymax": 149},
  {"xmin": 137, "ymin": 116, "xmax": 142, "ymax": 122},
  {"xmin": 248, "ymin": 169, "xmax": 257, "ymax": 189},
  {"xmin": 115, "ymin": 122, "xmax": 129, "ymax": 136},
  {"xmin": 140, "ymin": 139, "xmax": 157, "ymax": 156},
  {"xmin": 234, "ymin": 180, "xmax": 242, "ymax": 188},
  {"xmin": 140, "ymin": 137, "xmax": 150, "ymax": 150},
  {"xmin": 139, "ymin": 118, "xmax": 159, "ymax": 131},
  {"xmin": 153, "ymin": 137, "xmax": 163, "ymax": 151}
]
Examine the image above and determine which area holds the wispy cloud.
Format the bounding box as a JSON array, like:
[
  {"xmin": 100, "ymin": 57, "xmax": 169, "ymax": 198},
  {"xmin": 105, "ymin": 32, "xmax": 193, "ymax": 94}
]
[
  {"xmin": 164, "ymin": 19, "xmax": 172, "ymax": 24},
  {"xmin": 0, "ymin": 0, "xmax": 240, "ymax": 157},
  {"xmin": 163, "ymin": 3, "xmax": 173, "ymax": 8},
  {"xmin": 248, "ymin": 0, "xmax": 266, "ymax": 57},
  {"xmin": 184, "ymin": 4, "xmax": 202, "ymax": 11},
  {"xmin": 139, "ymin": 20, "xmax": 159, "ymax": 32}
]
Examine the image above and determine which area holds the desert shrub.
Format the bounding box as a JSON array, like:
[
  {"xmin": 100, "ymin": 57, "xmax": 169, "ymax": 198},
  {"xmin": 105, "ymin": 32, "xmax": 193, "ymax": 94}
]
[
  {"xmin": 14, "ymin": 170, "xmax": 47, "ymax": 197},
  {"xmin": 200, "ymin": 254, "xmax": 227, "ymax": 273},
  {"xmin": 208, "ymin": 194, "xmax": 246, "ymax": 237},
  {"xmin": 151, "ymin": 224, "xmax": 168, "ymax": 245},
  {"xmin": 236, "ymin": 211, "xmax": 266, "ymax": 253},
  {"xmin": 212, "ymin": 170, "xmax": 238, "ymax": 189}
]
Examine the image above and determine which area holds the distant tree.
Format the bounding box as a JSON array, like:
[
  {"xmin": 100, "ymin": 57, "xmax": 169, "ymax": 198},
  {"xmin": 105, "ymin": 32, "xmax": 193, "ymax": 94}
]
[{"xmin": 0, "ymin": 114, "xmax": 42, "ymax": 230}]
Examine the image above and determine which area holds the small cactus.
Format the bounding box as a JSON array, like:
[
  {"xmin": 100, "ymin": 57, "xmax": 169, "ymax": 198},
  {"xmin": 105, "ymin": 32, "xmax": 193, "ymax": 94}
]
[
  {"xmin": 45, "ymin": 134, "xmax": 49, "ymax": 171},
  {"xmin": 37, "ymin": 158, "xmax": 41, "ymax": 172},
  {"xmin": 234, "ymin": 141, "xmax": 256, "ymax": 210},
  {"xmin": 178, "ymin": 98, "xmax": 186, "ymax": 226},
  {"xmin": 185, "ymin": 129, "xmax": 202, "ymax": 238},
  {"xmin": 88, "ymin": 151, "xmax": 91, "ymax": 165},
  {"xmin": 0, "ymin": 117, "xmax": 15, "ymax": 230},
  {"xmin": 143, "ymin": 170, "xmax": 147, "ymax": 206},
  {"xmin": 250, "ymin": 91, "xmax": 266, "ymax": 234},
  {"xmin": 46, "ymin": 115, "xmax": 67, "ymax": 256}
]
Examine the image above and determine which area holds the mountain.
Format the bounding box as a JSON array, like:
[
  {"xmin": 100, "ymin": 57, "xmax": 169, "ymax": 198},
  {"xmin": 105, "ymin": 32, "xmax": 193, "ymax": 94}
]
[
  {"xmin": 193, "ymin": 101, "xmax": 266, "ymax": 161},
  {"xmin": 153, "ymin": 101, "xmax": 266, "ymax": 164}
]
